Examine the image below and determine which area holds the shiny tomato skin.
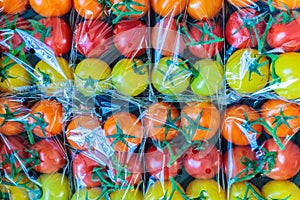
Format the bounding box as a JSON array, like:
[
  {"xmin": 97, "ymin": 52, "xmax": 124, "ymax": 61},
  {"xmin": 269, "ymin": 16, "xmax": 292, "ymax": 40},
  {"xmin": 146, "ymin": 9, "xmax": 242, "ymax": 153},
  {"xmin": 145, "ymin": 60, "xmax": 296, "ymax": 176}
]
[
  {"xmin": 29, "ymin": 139, "xmax": 66, "ymax": 174},
  {"xmin": 29, "ymin": 0, "xmax": 72, "ymax": 17},
  {"xmin": 227, "ymin": 0, "xmax": 258, "ymax": 7},
  {"xmin": 184, "ymin": 143, "xmax": 221, "ymax": 179},
  {"xmin": 110, "ymin": 0, "xmax": 149, "ymax": 19},
  {"xmin": 74, "ymin": 20, "xmax": 113, "ymax": 58},
  {"xmin": 150, "ymin": 0, "xmax": 187, "ymax": 17},
  {"xmin": 226, "ymin": 9, "xmax": 265, "ymax": 49},
  {"xmin": 263, "ymin": 139, "xmax": 300, "ymax": 180},
  {"xmin": 187, "ymin": 0, "xmax": 223, "ymax": 20},
  {"xmin": 113, "ymin": 20, "xmax": 148, "ymax": 57},
  {"xmin": 0, "ymin": 0, "xmax": 29, "ymax": 14},
  {"xmin": 33, "ymin": 17, "xmax": 72, "ymax": 56},
  {"xmin": 186, "ymin": 179, "xmax": 225, "ymax": 200},
  {"xmin": 262, "ymin": 180, "xmax": 300, "ymax": 200},
  {"xmin": 188, "ymin": 21, "xmax": 224, "ymax": 59},
  {"xmin": 73, "ymin": 0, "xmax": 107, "ymax": 20}
]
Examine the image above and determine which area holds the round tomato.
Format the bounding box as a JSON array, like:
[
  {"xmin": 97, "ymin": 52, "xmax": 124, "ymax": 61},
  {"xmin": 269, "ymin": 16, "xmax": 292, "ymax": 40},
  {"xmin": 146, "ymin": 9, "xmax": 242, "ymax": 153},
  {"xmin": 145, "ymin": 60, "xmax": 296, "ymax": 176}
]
[
  {"xmin": 0, "ymin": 57, "xmax": 32, "ymax": 93},
  {"xmin": 190, "ymin": 59, "xmax": 224, "ymax": 97},
  {"xmin": 186, "ymin": 179, "xmax": 225, "ymax": 200},
  {"xmin": 144, "ymin": 180, "xmax": 185, "ymax": 200},
  {"xmin": 66, "ymin": 114, "xmax": 102, "ymax": 150},
  {"xmin": 187, "ymin": 0, "xmax": 222, "ymax": 20},
  {"xmin": 33, "ymin": 17, "xmax": 72, "ymax": 56},
  {"xmin": 38, "ymin": 173, "xmax": 70, "ymax": 200},
  {"xmin": 111, "ymin": 58, "xmax": 148, "ymax": 97},
  {"xmin": 113, "ymin": 20, "xmax": 148, "ymax": 57},
  {"xmin": 223, "ymin": 146, "xmax": 257, "ymax": 180},
  {"xmin": 74, "ymin": 58, "xmax": 111, "ymax": 97},
  {"xmin": 229, "ymin": 182, "xmax": 261, "ymax": 200},
  {"xmin": 151, "ymin": 57, "xmax": 191, "ymax": 95},
  {"xmin": 226, "ymin": 48, "xmax": 269, "ymax": 93},
  {"xmin": 151, "ymin": 17, "xmax": 186, "ymax": 56},
  {"xmin": 72, "ymin": 153, "xmax": 103, "ymax": 187},
  {"xmin": 222, "ymin": 104, "xmax": 262, "ymax": 146},
  {"xmin": 29, "ymin": 0, "xmax": 72, "ymax": 17},
  {"xmin": 262, "ymin": 180, "xmax": 300, "ymax": 200},
  {"xmin": 263, "ymin": 139, "xmax": 300, "ymax": 180},
  {"xmin": 71, "ymin": 187, "xmax": 103, "ymax": 200},
  {"xmin": 227, "ymin": 0, "xmax": 258, "ymax": 7},
  {"xmin": 261, "ymin": 99, "xmax": 300, "ymax": 138},
  {"xmin": 110, "ymin": 0, "xmax": 149, "ymax": 21},
  {"xmin": 74, "ymin": 20, "xmax": 112, "ymax": 58},
  {"xmin": 184, "ymin": 143, "xmax": 221, "ymax": 179},
  {"xmin": 226, "ymin": 9, "xmax": 266, "ymax": 49},
  {"xmin": 73, "ymin": 0, "xmax": 108, "ymax": 20},
  {"xmin": 270, "ymin": 52, "xmax": 300, "ymax": 99},
  {"xmin": 0, "ymin": 0, "xmax": 29, "ymax": 14},
  {"xmin": 262, "ymin": 0, "xmax": 300, "ymax": 10},
  {"xmin": 34, "ymin": 57, "xmax": 73, "ymax": 95},
  {"xmin": 110, "ymin": 188, "xmax": 143, "ymax": 200},
  {"xmin": 29, "ymin": 139, "xmax": 66, "ymax": 174},
  {"xmin": 28, "ymin": 99, "xmax": 63, "ymax": 138},
  {"xmin": 145, "ymin": 145, "xmax": 182, "ymax": 180},
  {"xmin": 150, "ymin": 0, "xmax": 187, "ymax": 17},
  {"xmin": 181, "ymin": 102, "xmax": 220, "ymax": 141},
  {"xmin": 0, "ymin": 98, "xmax": 27, "ymax": 136},
  {"xmin": 144, "ymin": 102, "xmax": 180, "ymax": 142},
  {"xmin": 187, "ymin": 21, "xmax": 224, "ymax": 59},
  {"xmin": 103, "ymin": 112, "xmax": 143, "ymax": 152}
]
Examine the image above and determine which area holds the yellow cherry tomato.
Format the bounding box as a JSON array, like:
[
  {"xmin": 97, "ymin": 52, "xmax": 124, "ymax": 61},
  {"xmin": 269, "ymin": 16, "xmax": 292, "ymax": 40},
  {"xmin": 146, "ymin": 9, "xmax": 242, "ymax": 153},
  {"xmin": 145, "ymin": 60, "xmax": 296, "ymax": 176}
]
[
  {"xmin": 228, "ymin": 182, "xmax": 261, "ymax": 200},
  {"xmin": 71, "ymin": 187, "xmax": 103, "ymax": 200},
  {"xmin": 186, "ymin": 179, "xmax": 225, "ymax": 200},
  {"xmin": 262, "ymin": 180, "xmax": 300, "ymax": 200},
  {"xmin": 110, "ymin": 188, "xmax": 143, "ymax": 200},
  {"xmin": 144, "ymin": 180, "xmax": 185, "ymax": 200}
]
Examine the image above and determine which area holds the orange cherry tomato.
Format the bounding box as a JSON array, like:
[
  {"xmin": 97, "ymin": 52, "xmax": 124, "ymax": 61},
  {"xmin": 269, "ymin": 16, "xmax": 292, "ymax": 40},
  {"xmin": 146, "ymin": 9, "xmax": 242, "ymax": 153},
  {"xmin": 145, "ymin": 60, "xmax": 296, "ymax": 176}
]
[
  {"xmin": 227, "ymin": 0, "xmax": 258, "ymax": 7},
  {"xmin": 73, "ymin": 0, "xmax": 108, "ymax": 20},
  {"xmin": 187, "ymin": 0, "xmax": 223, "ymax": 20},
  {"xmin": 144, "ymin": 102, "xmax": 180, "ymax": 142},
  {"xmin": 262, "ymin": 0, "xmax": 300, "ymax": 10},
  {"xmin": 150, "ymin": 0, "xmax": 187, "ymax": 17},
  {"xmin": 66, "ymin": 114, "xmax": 102, "ymax": 150},
  {"xmin": 0, "ymin": 0, "xmax": 29, "ymax": 14},
  {"xmin": 28, "ymin": 99, "xmax": 63, "ymax": 138},
  {"xmin": 29, "ymin": 0, "xmax": 72, "ymax": 17},
  {"xmin": 222, "ymin": 104, "xmax": 262, "ymax": 146},
  {"xmin": 110, "ymin": 0, "xmax": 149, "ymax": 20},
  {"xmin": 181, "ymin": 102, "xmax": 220, "ymax": 141},
  {"xmin": 103, "ymin": 112, "xmax": 143, "ymax": 152}
]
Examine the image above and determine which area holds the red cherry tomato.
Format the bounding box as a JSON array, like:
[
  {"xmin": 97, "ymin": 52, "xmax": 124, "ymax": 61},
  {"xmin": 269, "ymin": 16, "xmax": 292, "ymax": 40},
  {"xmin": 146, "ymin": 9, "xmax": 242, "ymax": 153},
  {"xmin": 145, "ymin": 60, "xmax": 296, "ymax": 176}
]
[{"xmin": 29, "ymin": 0, "xmax": 72, "ymax": 17}]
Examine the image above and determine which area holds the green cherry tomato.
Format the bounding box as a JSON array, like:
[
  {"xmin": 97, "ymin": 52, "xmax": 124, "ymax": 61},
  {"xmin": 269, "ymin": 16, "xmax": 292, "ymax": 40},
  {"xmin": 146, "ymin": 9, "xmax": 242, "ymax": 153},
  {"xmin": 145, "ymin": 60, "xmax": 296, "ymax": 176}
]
[
  {"xmin": 151, "ymin": 57, "xmax": 191, "ymax": 95},
  {"xmin": 38, "ymin": 173, "xmax": 70, "ymax": 200},
  {"xmin": 226, "ymin": 48, "xmax": 269, "ymax": 94},
  {"xmin": 112, "ymin": 58, "xmax": 148, "ymax": 96},
  {"xmin": 71, "ymin": 188, "xmax": 103, "ymax": 200},
  {"xmin": 190, "ymin": 59, "xmax": 224, "ymax": 97},
  {"xmin": 262, "ymin": 180, "xmax": 300, "ymax": 200}
]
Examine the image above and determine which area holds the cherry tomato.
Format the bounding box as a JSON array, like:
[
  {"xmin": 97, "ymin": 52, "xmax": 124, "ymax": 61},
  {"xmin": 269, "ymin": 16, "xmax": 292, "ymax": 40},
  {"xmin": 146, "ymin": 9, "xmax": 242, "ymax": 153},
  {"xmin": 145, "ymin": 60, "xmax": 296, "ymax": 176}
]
[
  {"xmin": 103, "ymin": 112, "xmax": 143, "ymax": 152},
  {"xmin": 111, "ymin": 58, "xmax": 148, "ymax": 97},
  {"xmin": 28, "ymin": 99, "xmax": 63, "ymax": 138},
  {"xmin": 184, "ymin": 143, "xmax": 221, "ymax": 179},
  {"xmin": 226, "ymin": 48, "xmax": 269, "ymax": 94},
  {"xmin": 262, "ymin": 0, "xmax": 300, "ymax": 10},
  {"xmin": 0, "ymin": 0, "xmax": 29, "ymax": 14},
  {"xmin": 222, "ymin": 104, "xmax": 262, "ymax": 146},
  {"xmin": 190, "ymin": 59, "xmax": 224, "ymax": 97},
  {"xmin": 0, "ymin": 98, "xmax": 27, "ymax": 136},
  {"xmin": 71, "ymin": 187, "xmax": 103, "ymax": 200},
  {"xmin": 227, "ymin": 0, "xmax": 258, "ymax": 7},
  {"xmin": 110, "ymin": 188, "xmax": 143, "ymax": 200},
  {"xmin": 29, "ymin": 139, "xmax": 66, "ymax": 174},
  {"xmin": 270, "ymin": 52, "xmax": 300, "ymax": 99},
  {"xmin": 151, "ymin": 57, "xmax": 191, "ymax": 95},
  {"xmin": 38, "ymin": 173, "xmax": 70, "ymax": 200},
  {"xmin": 72, "ymin": 153, "xmax": 102, "ymax": 187},
  {"xmin": 113, "ymin": 20, "xmax": 148, "ymax": 57},
  {"xmin": 225, "ymin": 9, "xmax": 266, "ymax": 49},
  {"xmin": 73, "ymin": 0, "xmax": 108, "ymax": 20},
  {"xmin": 151, "ymin": 18, "xmax": 186, "ymax": 56},
  {"xmin": 186, "ymin": 179, "xmax": 225, "ymax": 200},
  {"xmin": 229, "ymin": 182, "xmax": 261, "ymax": 200},
  {"xmin": 144, "ymin": 180, "xmax": 185, "ymax": 200},
  {"xmin": 145, "ymin": 145, "xmax": 182, "ymax": 180},
  {"xmin": 74, "ymin": 20, "xmax": 113, "ymax": 58},
  {"xmin": 110, "ymin": 0, "xmax": 149, "ymax": 20},
  {"xmin": 144, "ymin": 102, "xmax": 180, "ymax": 142},
  {"xmin": 74, "ymin": 58, "xmax": 111, "ymax": 97},
  {"xmin": 29, "ymin": 0, "xmax": 72, "ymax": 17},
  {"xmin": 33, "ymin": 17, "xmax": 72, "ymax": 56},
  {"xmin": 187, "ymin": 0, "xmax": 222, "ymax": 20},
  {"xmin": 261, "ymin": 99, "xmax": 300, "ymax": 138},
  {"xmin": 262, "ymin": 180, "xmax": 300, "ymax": 200},
  {"xmin": 66, "ymin": 114, "xmax": 102, "ymax": 150},
  {"xmin": 188, "ymin": 21, "xmax": 224, "ymax": 59},
  {"xmin": 263, "ymin": 139, "xmax": 300, "ymax": 180},
  {"xmin": 150, "ymin": 0, "xmax": 187, "ymax": 17}
]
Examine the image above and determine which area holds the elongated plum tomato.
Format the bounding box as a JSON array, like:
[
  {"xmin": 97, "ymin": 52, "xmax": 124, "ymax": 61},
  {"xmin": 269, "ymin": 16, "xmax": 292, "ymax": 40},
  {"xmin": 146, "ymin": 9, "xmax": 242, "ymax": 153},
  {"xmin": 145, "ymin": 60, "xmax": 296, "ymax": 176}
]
[
  {"xmin": 222, "ymin": 104, "xmax": 262, "ymax": 146},
  {"xmin": 150, "ymin": 0, "xmax": 187, "ymax": 17},
  {"xmin": 113, "ymin": 20, "xmax": 148, "ymax": 57},
  {"xmin": 151, "ymin": 17, "xmax": 186, "ymax": 56},
  {"xmin": 144, "ymin": 102, "xmax": 180, "ymax": 142},
  {"xmin": 0, "ymin": 98, "xmax": 27, "ymax": 136},
  {"xmin": 74, "ymin": 0, "xmax": 108, "ymax": 20},
  {"xmin": 229, "ymin": 182, "xmax": 261, "ymax": 200},
  {"xmin": 110, "ymin": 0, "xmax": 149, "ymax": 20},
  {"xmin": 262, "ymin": 180, "xmax": 300, "ymax": 200},
  {"xmin": 104, "ymin": 112, "xmax": 143, "ymax": 152},
  {"xmin": 226, "ymin": 48, "xmax": 269, "ymax": 93},
  {"xmin": 145, "ymin": 180, "xmax": 185, "ymax": 200},
  {"xmin": 28, "ymin": 99, "xmax": 63, "ymax": 138},
  {"xmin": 74, "ymin": 20, "xmax": 113, "ymax": 58},
  {"xmin": 187, "ymin": 0, "xmax": 222, "ymax": 20},
  {"xmin": 71, "ymin": 188, "xmax": 104, "ymax": 200},
  {"xmin": 262, "ymin": 0, "xmax": 300, "ymax": 10},
  {"xmin": 0, "ymin": 0, "xmax": 29, "ymax": 14},
  {"xmin": 227, "ymin": 0, "xmax": 258, "ymax": 7},
  {"xmin": 29, "ymin": 0, "xmax": 72, "ymax": 17},
  {"xmin": 181, "ymin": 102, "xmax": 220, "ymax": 141},
  {"xmin": 261, "ymin": 99, "xmax": 300, "ymax": 137},
  {"xmin": 186, "ymin": 179, "xmax": 225, "ymax": 200},
  {"xmin": 33, "ymin": 17, "xmax": 72, "ymax": 56}
]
